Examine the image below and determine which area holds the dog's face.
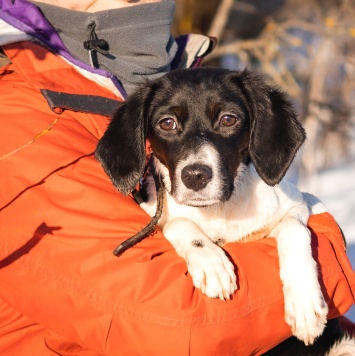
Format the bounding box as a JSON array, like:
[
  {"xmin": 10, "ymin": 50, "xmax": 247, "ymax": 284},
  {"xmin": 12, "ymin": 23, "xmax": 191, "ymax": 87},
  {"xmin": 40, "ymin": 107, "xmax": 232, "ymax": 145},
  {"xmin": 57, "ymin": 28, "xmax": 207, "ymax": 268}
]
[
  {"xmin": 145, "ymin": 75, "xmax": 250, "ymax": 206},
  {"xmin": 96, "ymin": 68, "xmax": 306, "ymax": 204}
]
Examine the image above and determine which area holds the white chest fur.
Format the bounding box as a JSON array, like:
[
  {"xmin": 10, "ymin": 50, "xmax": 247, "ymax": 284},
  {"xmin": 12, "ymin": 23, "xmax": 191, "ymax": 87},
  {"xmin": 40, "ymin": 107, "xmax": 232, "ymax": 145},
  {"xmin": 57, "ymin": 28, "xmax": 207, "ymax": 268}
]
[{"xmin": 141, "ymin": 164, "xmax": 306, "ymax": 244}]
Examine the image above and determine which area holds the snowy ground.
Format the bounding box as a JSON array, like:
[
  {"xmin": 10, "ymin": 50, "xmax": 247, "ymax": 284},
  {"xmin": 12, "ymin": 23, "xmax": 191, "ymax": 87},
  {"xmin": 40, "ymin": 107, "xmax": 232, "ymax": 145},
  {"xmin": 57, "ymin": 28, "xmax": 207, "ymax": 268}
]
[{"xmin": 300, "ymin": 161, "xmax": 355, "ymax": 321}]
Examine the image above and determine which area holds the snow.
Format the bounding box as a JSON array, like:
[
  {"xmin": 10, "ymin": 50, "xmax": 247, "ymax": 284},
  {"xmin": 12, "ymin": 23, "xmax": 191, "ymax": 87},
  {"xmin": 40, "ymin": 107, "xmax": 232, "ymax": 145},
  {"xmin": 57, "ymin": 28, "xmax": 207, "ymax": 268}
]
[{"xmin": 300, "ymin": 161, "xmax": 355, "ymax": 321}]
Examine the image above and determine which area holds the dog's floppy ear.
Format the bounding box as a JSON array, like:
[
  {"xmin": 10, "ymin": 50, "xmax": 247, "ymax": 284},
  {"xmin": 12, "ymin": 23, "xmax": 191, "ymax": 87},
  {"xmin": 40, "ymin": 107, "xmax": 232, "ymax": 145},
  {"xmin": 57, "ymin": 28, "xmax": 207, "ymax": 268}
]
[
  {"xmin": 235, "ymin": 70, "xmax": 306, "ymax": 186},
  {"xmin": 95, "ymin": 90, "xmax": 148, "ymax": 196}
]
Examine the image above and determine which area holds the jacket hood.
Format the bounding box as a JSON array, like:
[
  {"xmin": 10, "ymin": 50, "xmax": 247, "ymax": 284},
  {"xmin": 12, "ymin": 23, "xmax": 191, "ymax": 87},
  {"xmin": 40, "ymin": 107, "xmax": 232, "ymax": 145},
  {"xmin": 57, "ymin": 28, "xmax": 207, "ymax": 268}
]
[{"xmin": 0, "ymin": 0, "xmax": 213, "ymax": 97}]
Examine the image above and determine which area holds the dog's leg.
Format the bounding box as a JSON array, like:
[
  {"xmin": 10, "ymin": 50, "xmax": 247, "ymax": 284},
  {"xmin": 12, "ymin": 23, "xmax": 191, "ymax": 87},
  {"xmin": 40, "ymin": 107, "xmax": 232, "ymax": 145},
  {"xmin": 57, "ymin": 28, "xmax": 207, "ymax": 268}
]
[
  {"xmin": 272, "ymin": 205, "xmax": 328, "ymax": 345},
  {"xmin": 163, "ymin": 217, "xmax": 237, "ymax": 300}
]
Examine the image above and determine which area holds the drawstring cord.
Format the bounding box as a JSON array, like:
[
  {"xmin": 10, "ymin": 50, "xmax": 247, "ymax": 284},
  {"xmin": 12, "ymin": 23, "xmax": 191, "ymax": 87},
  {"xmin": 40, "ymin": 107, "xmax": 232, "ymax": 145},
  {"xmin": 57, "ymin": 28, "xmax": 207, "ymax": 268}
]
[{"xmin": 84, "ymin": 22, "xmax": 110, "ymax": 69}]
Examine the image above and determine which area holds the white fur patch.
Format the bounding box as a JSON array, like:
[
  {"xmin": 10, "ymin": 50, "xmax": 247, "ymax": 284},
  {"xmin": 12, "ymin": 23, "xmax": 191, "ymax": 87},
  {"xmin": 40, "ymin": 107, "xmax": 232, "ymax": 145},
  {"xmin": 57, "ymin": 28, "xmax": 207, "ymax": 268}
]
[{"xmin": 326, "ymin": 335, "xmax": 355, "ymax": 356}]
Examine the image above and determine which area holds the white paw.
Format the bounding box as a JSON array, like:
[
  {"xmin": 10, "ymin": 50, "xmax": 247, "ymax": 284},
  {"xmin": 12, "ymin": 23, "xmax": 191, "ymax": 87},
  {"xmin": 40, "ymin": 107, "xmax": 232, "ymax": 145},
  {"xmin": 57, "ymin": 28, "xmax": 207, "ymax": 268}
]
[
  {"xmin": 284, "ymin": 285, "xmax": 328, "ymax": 345},
  {"xmin": 186, "ymin": 243, "xmax": 237, "ymax": 300}
]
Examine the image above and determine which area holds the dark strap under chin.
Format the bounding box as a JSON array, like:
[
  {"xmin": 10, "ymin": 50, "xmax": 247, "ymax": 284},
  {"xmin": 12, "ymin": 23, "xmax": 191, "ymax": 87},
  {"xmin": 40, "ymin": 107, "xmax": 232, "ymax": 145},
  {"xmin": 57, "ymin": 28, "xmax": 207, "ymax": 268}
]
[
  {"xmin": 113, "ymin": 155, "xmax": 164, "ymax": 256},
  {"xmin": 41, "ymin": 89, "xmax": 123, "ymax": 117}
]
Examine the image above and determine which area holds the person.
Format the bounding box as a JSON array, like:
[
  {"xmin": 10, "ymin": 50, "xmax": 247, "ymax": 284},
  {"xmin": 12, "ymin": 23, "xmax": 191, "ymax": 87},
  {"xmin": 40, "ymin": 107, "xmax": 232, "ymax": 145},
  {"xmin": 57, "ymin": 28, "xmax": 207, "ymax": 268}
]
[{"xmin": 0, "ymin": 0, "xmax": 354, "ymax": 354}]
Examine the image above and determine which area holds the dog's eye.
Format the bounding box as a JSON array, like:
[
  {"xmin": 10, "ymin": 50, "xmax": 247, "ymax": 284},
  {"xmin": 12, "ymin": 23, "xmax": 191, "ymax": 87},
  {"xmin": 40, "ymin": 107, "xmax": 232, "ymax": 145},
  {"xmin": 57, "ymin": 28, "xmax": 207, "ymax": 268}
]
[
  {"xmin": 220, "ymin": 114, "xmax": 238, "ymax": 127},
  {"xmin": 158, "ymin": 117, "xmax": 177, "ymax": 131}
]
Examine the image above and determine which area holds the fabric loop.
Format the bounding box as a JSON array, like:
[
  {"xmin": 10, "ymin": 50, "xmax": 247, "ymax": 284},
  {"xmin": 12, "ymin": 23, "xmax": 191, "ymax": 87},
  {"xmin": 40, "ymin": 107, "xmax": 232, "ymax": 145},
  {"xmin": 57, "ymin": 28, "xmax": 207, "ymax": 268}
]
[{"xmin": 41, "ymin": 89, "xmax": 123, "ymax": 117}]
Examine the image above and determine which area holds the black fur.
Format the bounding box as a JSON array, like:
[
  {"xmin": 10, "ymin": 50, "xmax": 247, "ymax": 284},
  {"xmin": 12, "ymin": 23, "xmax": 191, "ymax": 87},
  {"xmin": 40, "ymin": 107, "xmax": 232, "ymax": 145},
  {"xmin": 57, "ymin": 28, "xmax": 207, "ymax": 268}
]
[
  {"xmin": 192, "ymin": 239, "xmax": 205, "ymax": 248},
  {"xmin": 96, "ymin": 67, "xmax": 306, "ymax": 195},
  {"xmin": 233, "ymin": 71, "xmax": 306, "ymax": 185},
  {"xmin": 262, "ymin": 318, "xmax": 344, "ymax": 356},
  {"xmin": 95, "ymin": 94, "xmax": 146, "ymax": 195}
]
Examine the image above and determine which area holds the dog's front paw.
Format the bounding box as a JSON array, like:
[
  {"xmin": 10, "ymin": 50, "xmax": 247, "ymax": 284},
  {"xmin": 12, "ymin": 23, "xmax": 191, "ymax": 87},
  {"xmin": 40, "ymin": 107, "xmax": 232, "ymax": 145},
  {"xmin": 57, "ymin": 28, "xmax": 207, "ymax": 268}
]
[
  {"xmin": 186, "ymin": 243, "xmax": 237, "ymax": 300},
  {"xmin": 284, "ymin": 285, "xmax": 328, "ymax": 345}
]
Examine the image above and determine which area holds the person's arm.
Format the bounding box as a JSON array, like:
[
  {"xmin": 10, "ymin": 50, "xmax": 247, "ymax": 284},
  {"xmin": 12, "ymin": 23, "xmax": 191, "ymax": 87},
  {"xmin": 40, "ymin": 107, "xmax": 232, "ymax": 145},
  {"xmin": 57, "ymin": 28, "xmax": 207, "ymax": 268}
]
[{"xmin": 0, "ymin": 51, "xmax": 354, "ymax": 355}]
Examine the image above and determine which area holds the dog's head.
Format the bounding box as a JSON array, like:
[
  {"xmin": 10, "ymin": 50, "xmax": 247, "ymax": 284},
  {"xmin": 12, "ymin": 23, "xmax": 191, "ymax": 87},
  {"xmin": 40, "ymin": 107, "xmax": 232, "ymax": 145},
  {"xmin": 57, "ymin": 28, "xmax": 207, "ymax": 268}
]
[{"xmin": 96, "ymin": 68, "xmax": 306, "ymax": 206}]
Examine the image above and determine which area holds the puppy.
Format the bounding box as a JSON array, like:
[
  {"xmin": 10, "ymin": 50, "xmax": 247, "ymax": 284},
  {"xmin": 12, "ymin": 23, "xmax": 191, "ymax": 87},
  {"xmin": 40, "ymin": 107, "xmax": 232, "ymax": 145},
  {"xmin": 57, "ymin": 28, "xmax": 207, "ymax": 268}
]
[{"xmin": 96, "ymin": 67, "xmax": 328, "ymax": 345}]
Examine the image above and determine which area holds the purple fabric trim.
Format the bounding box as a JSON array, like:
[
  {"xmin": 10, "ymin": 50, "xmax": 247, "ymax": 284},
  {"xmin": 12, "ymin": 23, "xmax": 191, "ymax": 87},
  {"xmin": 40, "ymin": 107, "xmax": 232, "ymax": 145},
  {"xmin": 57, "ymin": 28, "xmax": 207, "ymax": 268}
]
[
  {"xmin": 171, "ymin": 34, "xmax": 189, "ymax": 70},
  {"xmin": 191, "ymin": 36, "xmax": 217, "ymax": 68},
  {"xmin": 0, "ymin": 0, "xmax": 127, "ymax": 98},
  {"xmin": 172, "ymin": 34, "xmax": 215, "ymax": 70},
  {"xmin": 1, "ymin": 0, "xmax": 66, "ymax": 51}
]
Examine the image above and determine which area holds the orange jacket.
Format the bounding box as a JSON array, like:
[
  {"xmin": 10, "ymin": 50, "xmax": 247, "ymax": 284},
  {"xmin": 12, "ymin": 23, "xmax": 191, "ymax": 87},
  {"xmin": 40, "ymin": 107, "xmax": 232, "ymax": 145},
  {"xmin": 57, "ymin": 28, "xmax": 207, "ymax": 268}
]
[{"xmin": 0, "ymin": 41, "xmax": 354, "ymax": 355}]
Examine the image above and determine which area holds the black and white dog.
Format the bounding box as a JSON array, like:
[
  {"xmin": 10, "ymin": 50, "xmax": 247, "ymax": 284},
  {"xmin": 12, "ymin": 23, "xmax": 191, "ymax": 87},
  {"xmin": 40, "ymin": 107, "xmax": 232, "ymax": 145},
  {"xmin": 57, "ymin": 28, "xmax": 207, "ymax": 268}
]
[{"xmin": 96, "ymin": 68, "xmax": 354, "ymax": 354}]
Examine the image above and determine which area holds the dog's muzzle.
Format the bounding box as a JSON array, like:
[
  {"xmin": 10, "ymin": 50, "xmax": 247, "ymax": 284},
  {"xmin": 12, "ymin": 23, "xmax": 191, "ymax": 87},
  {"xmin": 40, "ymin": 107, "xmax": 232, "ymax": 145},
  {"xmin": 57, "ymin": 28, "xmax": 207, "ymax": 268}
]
[{"xmin": 181, "ymin": 164, "xmax": 212, "ymax": 191}]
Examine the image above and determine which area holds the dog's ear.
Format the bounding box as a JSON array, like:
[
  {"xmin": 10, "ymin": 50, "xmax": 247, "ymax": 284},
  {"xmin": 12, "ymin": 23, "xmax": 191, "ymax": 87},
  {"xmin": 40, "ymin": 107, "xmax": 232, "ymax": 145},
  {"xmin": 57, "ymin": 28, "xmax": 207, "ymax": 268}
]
[
  {"xmin": 235, "ymin": 70, "xmax": 306, "ymax": 186},
  {"xmin": 95, "ymin": 90, "xmax": 148, "ymax": 196}
]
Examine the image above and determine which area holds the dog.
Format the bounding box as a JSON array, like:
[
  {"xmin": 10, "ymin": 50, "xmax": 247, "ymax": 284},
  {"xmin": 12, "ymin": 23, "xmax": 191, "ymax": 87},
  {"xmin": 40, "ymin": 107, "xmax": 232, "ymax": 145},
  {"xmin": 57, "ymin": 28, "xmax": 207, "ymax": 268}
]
[{"xmin": 96, "ymin": 67, "xmax": 354, "ymax": 354}]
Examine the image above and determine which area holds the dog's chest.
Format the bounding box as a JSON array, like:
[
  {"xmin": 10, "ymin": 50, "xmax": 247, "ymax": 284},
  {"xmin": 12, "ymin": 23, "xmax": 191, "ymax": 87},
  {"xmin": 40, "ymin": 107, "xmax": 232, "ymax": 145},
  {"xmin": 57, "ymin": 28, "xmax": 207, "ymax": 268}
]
[
  {"xmin": 168, "ymin": 200, "xmax": 277, "ymax": 243},
  {"xmin": 140, "ymin": 169, "xmax": 305, "ymax": 244},
  {"xmin": 142, "ymin": 184, "xmax": 285, "ymax": 244}
]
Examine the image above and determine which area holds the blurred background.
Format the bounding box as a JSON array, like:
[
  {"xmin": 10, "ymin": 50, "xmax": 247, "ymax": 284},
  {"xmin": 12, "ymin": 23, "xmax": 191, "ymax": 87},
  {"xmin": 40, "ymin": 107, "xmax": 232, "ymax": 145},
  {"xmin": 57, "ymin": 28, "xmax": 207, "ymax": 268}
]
[{"xmin": 173, "ymin": 0, "xmax": 355, "ymax": 318}]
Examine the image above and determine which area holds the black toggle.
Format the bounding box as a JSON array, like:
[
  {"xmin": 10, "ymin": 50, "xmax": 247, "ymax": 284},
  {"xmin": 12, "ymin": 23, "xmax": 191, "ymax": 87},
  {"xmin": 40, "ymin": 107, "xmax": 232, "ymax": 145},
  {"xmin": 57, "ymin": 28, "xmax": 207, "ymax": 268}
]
[
  {"xmin": 84, "ymin": 39, "xmax": 109, "ymax": 52},
  {"xmin": 85, "ymin": 22, "xmax": 111, "ymax": 68}
]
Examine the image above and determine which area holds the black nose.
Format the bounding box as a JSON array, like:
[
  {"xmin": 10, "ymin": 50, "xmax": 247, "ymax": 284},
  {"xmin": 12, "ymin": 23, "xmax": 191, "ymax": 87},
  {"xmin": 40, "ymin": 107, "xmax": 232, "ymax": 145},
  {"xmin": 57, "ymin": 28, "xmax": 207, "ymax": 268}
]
[{"xmin": 181, "ymin": 164, "xmax": 212, "ymax": 191}]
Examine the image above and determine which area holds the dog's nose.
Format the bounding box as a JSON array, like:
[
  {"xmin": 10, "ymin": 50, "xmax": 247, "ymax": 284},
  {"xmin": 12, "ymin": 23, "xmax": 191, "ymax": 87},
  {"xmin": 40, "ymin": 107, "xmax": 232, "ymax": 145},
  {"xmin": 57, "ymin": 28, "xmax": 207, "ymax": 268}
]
[{"xmin": 181, "ymin": 164, "xmax": 212, "ymax": 191}]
